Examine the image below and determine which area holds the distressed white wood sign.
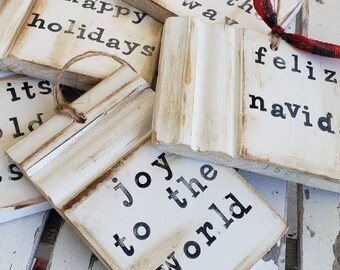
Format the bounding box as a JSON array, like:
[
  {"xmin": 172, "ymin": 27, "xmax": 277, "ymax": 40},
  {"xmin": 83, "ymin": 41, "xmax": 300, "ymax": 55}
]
[
  {"xmin": 47, "ymin": 172, "xmax": 288, "ymax": 270},
  {"xmin": 0, "ymin": 0, "xmax": 162, "ymax": 89},
  {"xmin": 48, "ymin": 222, "xmax": 106, "ymax": 270},
  {"xmin": 0, "ymin": 211, "xmax": 48, "ymax": 270},
  {"xmin": 0, "ymin": 75, "xmax": 56, "ymax": 223},
  {"xmin": 0, "ymin": 0, "xmax": 35, "ymax": 70},
  {"xmin": 152, "ymin": 17, "xmax": 340, "ymax": 193},
  {"xmin": 121, "ymin": 0, "xmax": 303, "ymax": 33},
  {"xmin": 7, "ymin": 66, "xmax": 286, "ymax": 270},
  {"xmin": 299, "ymin": 186, "xmax": 340, "ymax": 270}
]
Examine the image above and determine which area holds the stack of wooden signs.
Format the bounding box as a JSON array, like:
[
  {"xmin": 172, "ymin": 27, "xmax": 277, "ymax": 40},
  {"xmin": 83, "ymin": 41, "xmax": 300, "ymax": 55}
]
[{"xmin": 0, "ymin": 0, "xmax": 339, "ymax": 269}]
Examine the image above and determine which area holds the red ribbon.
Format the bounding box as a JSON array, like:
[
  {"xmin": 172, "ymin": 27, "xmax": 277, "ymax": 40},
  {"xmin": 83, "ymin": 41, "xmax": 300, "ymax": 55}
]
[{"xmin": 254, "ymin": 0, "xmax": 340, "ymax": 58}]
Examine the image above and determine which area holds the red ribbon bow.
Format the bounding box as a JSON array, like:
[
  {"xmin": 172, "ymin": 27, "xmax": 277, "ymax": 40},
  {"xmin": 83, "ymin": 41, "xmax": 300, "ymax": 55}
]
[{"xmin": 253, "ymin": 0, "xmax": 340, "ymax": 58}]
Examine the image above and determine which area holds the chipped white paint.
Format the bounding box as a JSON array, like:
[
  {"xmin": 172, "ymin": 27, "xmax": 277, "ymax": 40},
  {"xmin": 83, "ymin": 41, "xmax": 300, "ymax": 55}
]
[
  {"xmin": 7, "ymin": 66, "xmax": 286, "ymax": 270},
  {"xmin": 152, "ymin": 17, "xmax": 340, "ymax": 192},
  {"xmin": 48, "ymin": 223, "xmax": 106, "ymax": 270},
  {"xmin": 121, "ymin": 0, "xmax": 303, "ymax": 33},
  {"xmin": 241, "ymin": 171, "xmax": 287, "ymax": 270},
  {"xmin": 298, "ymin": 2, "xmax": 340, "ymax": 269},
  {"xmin": 0, "ymin": 75, "xmax": 55, "ymax": 223},
  {"xmin": 299, "ymin": 186, "xmax": 340, "ymax": 270},
  {"xmin": 1, "ymin": 0, "xmax": 162, "ymax": 88},
  {"xmin": 0, "ymin": 211, "xmax": 48, "ymax": 270},
  {"xmin": 286, "ymin": 183, "xmax": 298, "ymax": 240}
]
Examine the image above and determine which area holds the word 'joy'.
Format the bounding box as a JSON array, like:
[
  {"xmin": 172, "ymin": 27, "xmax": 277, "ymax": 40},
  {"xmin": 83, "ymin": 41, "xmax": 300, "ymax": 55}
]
[{"xmin": 112, "ymin": 153, "xmax": 253, "ymax": 269}]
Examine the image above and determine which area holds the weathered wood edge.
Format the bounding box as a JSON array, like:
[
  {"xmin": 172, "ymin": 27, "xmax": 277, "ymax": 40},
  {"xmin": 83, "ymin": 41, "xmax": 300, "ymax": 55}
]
[{"xmin": 122, "ymin": 0, "xmax": 174, "ymax": 23}]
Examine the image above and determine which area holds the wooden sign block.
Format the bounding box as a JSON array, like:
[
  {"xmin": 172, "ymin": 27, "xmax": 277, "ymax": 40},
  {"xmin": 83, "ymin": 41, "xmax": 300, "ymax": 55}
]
[
  {"xmin": 298, "ymin": 187, "xmax": 340, "ymax": 270},
  {"xmin": 121, "ymin": 0, "xmax": 303, "ymax": 33},
  {"xmin": 152, "ymin": 17, "xmax": 340, "ymax": 193},
  {"xmin": 0, "ymin": 75, "xmax": 56, "ymax": 223},
  {"xmin": 0, "ymin": 211, "xmax": 48, "ymax": 270},
  {"xmin": 7, "ymin": 66, "xmax": 286, "ymax": 270},
  {"xmin": 0, "ymin": 0, "xmax": 162, "ymax": 89},
  {"xmin": 48, "ymin": 173, "xmax": 288, "ymax": 270}
]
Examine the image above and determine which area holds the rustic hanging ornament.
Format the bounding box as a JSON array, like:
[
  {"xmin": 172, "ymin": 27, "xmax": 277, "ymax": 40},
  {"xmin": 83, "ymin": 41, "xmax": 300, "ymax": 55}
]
[
  {"xmin": 0, "ymin": 0, "xmax": 162, "ymax": 89},
  {"xmin": 7, "ymin": 54, "xmax": 287, "ymax": 270},
  {"xmin": 152, "ymin": 17, "xmax": 340, "ymax": 192},
  {"xmin": 52, "ymin": 50, "xmax": 136, "ymax": 123}
]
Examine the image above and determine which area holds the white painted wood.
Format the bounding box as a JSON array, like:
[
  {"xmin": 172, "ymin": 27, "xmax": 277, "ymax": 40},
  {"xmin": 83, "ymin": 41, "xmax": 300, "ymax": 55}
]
[
  {"xmin": 240, "ymin": 171, "xmax": 287, "ymax": 270},
  {"xmin": 7, "ymin": 66, "xmax": 286, "ymax": 270},
  {"xmin": 8, "ymin": 66, "xmax": 153, "ymax": 209},
  {"xmin": 0, "ymin": 0, "xmax": 162, "ymax": 88},
  {"xmin": 0, "ymin": 70, "xmax": 15, "ymax": 78},
  {"xmin": 0, "ymin": 201, "xmax": 50, "ymax": 224},
  {"xmin": 0, "ymin": 211, "xmax": 49, "ymax": 270},
  {"xmin": 298, "ymin": 3, "xmax": 340, "ymax": 269},
  {"xmin": 0, "ymin": 0, "xmax": 35, "ymax": 70},
  {"xmin": 152, "ymin": 17, "xmax": 340, "ymax": 192},
  {"xmin": 0, "ymin": 75, "xmax": 55, "ymax": 222},
  {"xmin": 301, "ymin": 0, "xmax": 340, "ymax": 44},
  {"xmin": 63, "ymin": 143, "xmax": 286, "ymax": 270},
  {"xmin": 122, "ymin": 0, "xmax": 303, "ymax": 33},
  {"xmin": 49, "ymin": 172, "xmax": 288, "ymax": 270},
  {"xmin": 48, "ymin": 223, "xmax": 106, "ymax": 270},
  {"xmin": 299, "ymin": 187, "xmax": 340, "ymax": 270}
]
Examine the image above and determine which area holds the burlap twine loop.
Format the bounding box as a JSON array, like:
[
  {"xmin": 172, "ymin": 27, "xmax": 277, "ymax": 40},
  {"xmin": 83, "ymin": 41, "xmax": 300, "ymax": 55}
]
[
  {"xmin": 53, "ymin": 51, "xmax": 136, "ymax": 124},
  {"xmin": 270, "ymin": 25, "xmax": 285, "ymax": 51},
  {"xmin": 269, "ymin": 0, "xmax": 282, "ymax": 51}
]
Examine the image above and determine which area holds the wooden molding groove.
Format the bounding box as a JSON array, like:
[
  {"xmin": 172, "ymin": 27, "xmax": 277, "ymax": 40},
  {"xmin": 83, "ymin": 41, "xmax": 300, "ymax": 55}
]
[{"xmin": 152, "ymin": 17, "xmax": 340, "ymax": 192}]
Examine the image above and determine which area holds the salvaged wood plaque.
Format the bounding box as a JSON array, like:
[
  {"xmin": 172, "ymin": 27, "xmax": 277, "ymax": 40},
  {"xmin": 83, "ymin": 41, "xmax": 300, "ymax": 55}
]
[
  {"xmin": 122, "ymin": 0, "xmax": 303, "ymax": 33},
  {"xmin": 0, "ymin": 0, "xmax": 162, "ymax": 89},
  {"xmin": 7, "ymin": 66, "xmax": 287, "ymax": 270},
  {"xmin": 0, "ymin": 75, "xmax": 55, "ymax": 222},
  {"xmin": 152, "ymin": 17, "xmax": 340, "ymax": 193},
  {"xmin": 48, "ymin": 172, "xmax": 288, "ymax": 270}
]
